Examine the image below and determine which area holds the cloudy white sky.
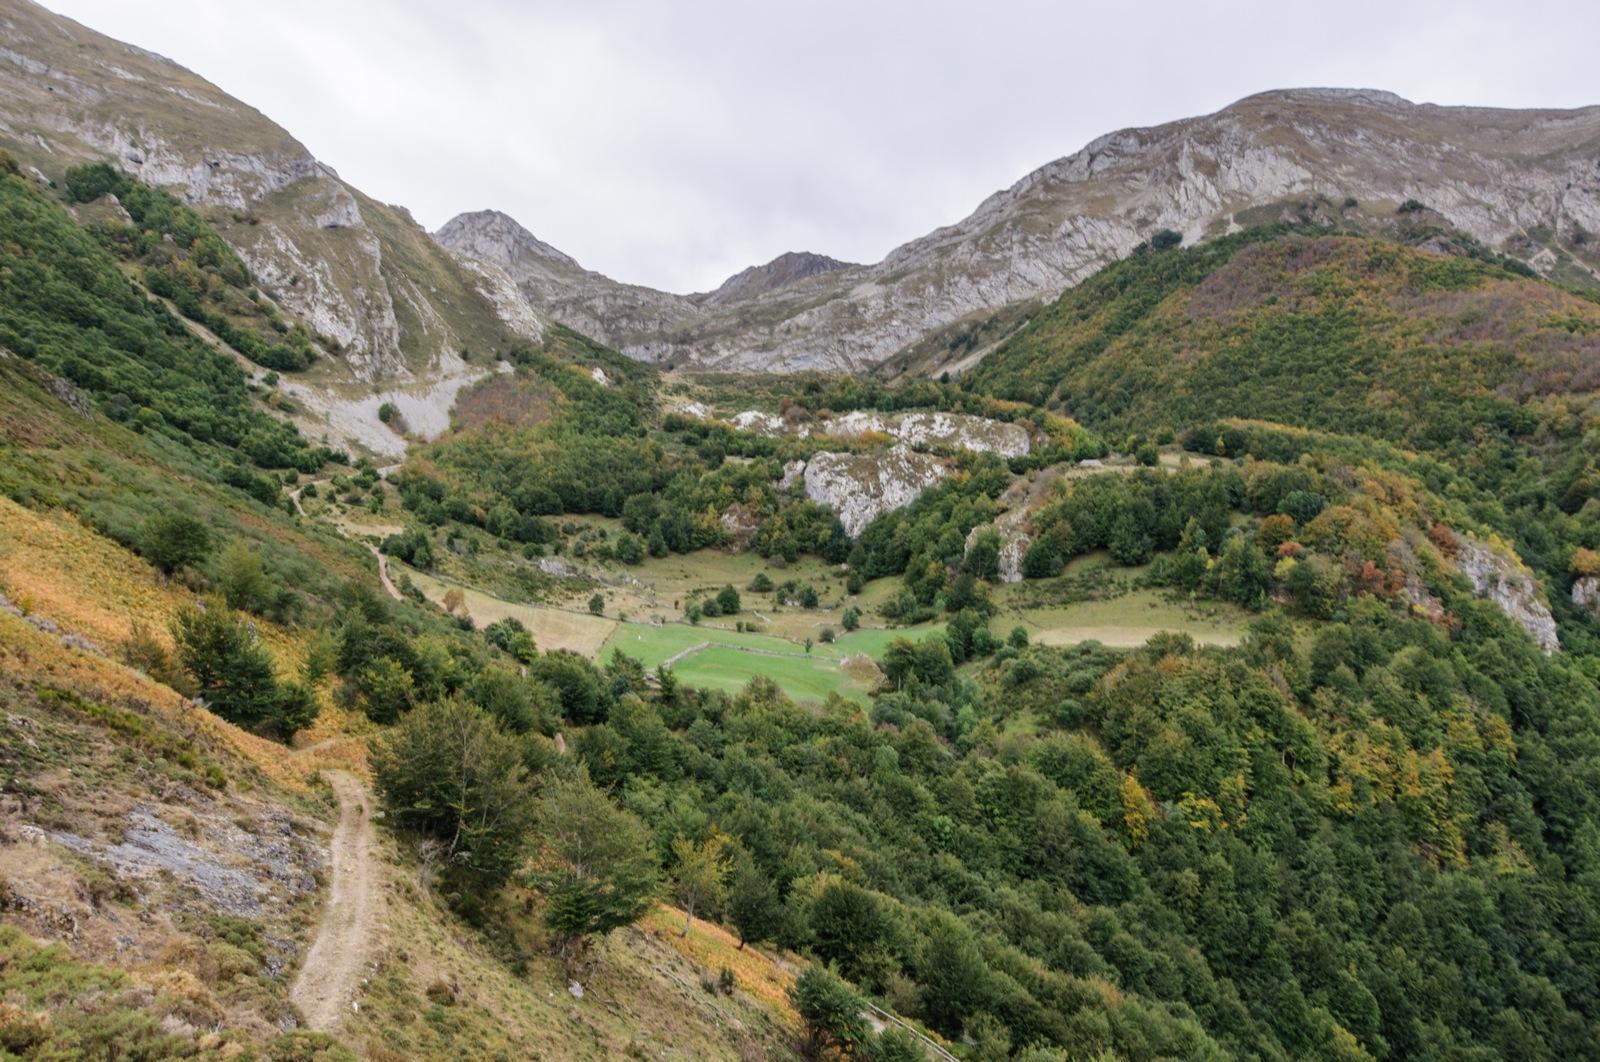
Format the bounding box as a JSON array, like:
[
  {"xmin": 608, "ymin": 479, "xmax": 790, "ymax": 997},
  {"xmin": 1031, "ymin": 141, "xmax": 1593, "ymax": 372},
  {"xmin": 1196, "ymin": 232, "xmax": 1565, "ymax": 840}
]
[{"xmin": 42, "ymin": 0, "xmax": 1600, "ymax": 293}]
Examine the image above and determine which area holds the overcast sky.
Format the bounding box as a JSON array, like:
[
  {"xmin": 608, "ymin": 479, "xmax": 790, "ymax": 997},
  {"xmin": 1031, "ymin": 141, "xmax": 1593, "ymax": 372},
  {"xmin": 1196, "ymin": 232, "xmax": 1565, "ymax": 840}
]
[{"xmin": 42, "ymin": 0, "xmax": 1600, "ymax": 293}]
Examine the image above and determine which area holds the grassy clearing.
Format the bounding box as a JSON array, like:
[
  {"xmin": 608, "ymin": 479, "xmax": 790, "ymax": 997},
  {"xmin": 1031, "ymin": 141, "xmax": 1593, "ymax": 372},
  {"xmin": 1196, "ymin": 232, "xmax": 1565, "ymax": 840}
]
[
  {"xmin": 671, "ymin": 645, "xmax": 873, "ymax": 702},
  {"xmin": 1005, "ymin": 588, "xmax": 1249, "ymax": 649},
  {"xmin": 399, "ymin": 563, "xmax": 617, "ymax": 656}
]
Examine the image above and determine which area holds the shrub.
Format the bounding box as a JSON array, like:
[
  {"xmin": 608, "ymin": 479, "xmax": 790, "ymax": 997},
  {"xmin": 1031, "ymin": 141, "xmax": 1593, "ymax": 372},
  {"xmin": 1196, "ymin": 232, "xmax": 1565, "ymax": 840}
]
[{"xmin": 140, "ymin": 511, "xmax": 213, "ymax": 576}]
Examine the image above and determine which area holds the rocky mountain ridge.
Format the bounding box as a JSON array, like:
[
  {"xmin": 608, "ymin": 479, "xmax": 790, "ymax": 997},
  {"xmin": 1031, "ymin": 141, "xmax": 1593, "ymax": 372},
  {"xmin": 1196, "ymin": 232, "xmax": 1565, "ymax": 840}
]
[
  {"xmin": 4, "ymin": 0, "xmax": 1599, "ymax": 386},
  {"xmin": 439, "ymin": 88, "xmax": 1600, "ymax": 372}
]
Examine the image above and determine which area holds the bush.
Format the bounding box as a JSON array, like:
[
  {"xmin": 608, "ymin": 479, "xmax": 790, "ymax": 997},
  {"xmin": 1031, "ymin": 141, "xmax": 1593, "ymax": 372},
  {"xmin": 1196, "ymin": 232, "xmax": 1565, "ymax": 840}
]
[
  {"xmin": 716, "ymin": 585, "xmax": 742, "ymax": 614},
  {"xmin": 790, "ymin": 966, "xmax": 870, "ymax": 1059},
  {"xmin": 172, "ymin": 600, "xmax": 312, "ymax": 737},
  {"xmin": 1150, "ymin": 228, "xmax": 1183, "ymax": 250},
  {"xmin": 140, "ymin": 511, "xmax": 212, "ymax": 576}
]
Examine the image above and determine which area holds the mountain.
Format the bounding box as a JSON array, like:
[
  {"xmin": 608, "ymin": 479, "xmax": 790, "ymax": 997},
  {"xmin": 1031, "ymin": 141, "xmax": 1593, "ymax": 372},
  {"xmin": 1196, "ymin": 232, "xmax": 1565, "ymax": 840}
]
[
  {"xmin": 0, "ymin": 0, "xmax": 544, "ymax": 456},
  {"xmin": 442, "ymin": 88, "xmax": 1600, "ymax": 373},
  {"xmin": 695, "ymin": 250, "xmax": 857, "ymax": 307},
  {"xmin": 433, "ymin": 209, "xmax": 702, "ymax": 359}
]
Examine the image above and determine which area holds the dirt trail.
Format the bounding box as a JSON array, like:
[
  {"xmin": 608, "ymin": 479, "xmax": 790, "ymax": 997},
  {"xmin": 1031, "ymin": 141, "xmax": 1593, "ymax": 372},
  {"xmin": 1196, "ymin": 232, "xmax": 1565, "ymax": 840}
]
[
  {"xmin": 291, "ymin": 769, "xmax": 380, "ymax": 1031},
  {"xmin": 290, "ymin": 471, "xmax": 404, "ymax": 602}
]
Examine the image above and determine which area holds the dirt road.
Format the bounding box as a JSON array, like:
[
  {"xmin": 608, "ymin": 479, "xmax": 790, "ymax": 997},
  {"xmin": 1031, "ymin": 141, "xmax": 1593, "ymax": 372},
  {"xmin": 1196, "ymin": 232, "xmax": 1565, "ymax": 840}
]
[{"xmin": 291, "ymin": 770, "xmax": 380, "ymax": 1030}]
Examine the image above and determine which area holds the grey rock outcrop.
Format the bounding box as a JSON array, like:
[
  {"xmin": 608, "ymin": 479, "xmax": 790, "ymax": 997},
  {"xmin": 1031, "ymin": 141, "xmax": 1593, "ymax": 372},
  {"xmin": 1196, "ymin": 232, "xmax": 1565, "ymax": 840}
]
[
  {"xmin": 802, "ymin": 446, "xmax": 950, "ymax": 537},
  {"xmin": 1572, "ymin": 576, "xmax": 1600, "ymax": 614},
  {"xmin": 695, "ymin": 251, "xmax": 856, "ymax": 307},
  {"xmin": 1453, "ymin": 533, "xmax": 1559, "ymax": 653},
  {"xmin": 729, "ymin": 408, "xmax": 1031, "ymax": 457}
]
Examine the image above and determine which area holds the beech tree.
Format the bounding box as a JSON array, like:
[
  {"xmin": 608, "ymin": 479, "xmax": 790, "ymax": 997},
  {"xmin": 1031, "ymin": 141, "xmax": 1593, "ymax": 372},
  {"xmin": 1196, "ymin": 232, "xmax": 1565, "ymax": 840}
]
[
  {"xmin": 670, "ymin": 830, "xmax": 731, "ymax": 936},
  {"xmin": 528, "ymin": 771, "xmax": 659, "ymax": 974}
]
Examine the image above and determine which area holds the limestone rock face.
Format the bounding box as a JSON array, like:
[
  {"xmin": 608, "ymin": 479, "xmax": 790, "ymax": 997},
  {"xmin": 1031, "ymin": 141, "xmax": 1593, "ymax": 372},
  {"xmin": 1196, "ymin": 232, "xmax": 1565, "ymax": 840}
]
[
  {"xmin": 1572, "ymin": 576, "xmax": 1600, "ymax": 614},
  {"xmin": 730, "ymin": 408, "xmax": 1030, "ymax": 457},
  {"xmin": 802, "ymin": 446, "xmax": 950, "ymax": 538},
  {"xmin": 439, "ymin": 89, "xmax": 1600, "ymax": 373},
  {"xmin": 1452, "ymin": 533, "xmax": 1559, "ymax": 653}
]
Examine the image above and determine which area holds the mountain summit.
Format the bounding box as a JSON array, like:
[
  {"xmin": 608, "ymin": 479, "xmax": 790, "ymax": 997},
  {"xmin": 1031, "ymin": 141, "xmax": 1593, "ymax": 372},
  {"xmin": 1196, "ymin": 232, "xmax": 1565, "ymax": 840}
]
[{"xmin": 697, "ymin": 251, "xmax": 858, "ymax": 306}]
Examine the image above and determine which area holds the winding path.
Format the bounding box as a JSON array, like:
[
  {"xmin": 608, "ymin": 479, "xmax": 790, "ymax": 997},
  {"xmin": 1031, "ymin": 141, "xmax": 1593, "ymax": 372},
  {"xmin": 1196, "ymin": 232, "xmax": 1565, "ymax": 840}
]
[
  {"xmin": 291, "ymin": 770, "xmax": 380, "ymax": 1030},
  {"xmin": 289, "ymin": 468, "xmax": 404, "ymax": 602}
]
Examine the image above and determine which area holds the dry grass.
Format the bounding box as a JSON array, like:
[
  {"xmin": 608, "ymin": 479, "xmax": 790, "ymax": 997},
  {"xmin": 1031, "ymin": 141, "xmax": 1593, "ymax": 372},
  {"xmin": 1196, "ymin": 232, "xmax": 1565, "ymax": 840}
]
[{"xmin": 641, "ymin": 906, "xmax": 800, "ymax": 1024}]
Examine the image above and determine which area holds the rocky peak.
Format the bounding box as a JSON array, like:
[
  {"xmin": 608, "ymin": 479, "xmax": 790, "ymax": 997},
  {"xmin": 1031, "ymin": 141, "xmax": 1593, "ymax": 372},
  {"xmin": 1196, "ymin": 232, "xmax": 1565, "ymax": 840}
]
[
  {"xmin": 433, "ymin": 210, "xmax": 580, "ymax": 271},
  {"xmin": 697, "ymin": 251, "xmax": 857, "ymax": 306}
]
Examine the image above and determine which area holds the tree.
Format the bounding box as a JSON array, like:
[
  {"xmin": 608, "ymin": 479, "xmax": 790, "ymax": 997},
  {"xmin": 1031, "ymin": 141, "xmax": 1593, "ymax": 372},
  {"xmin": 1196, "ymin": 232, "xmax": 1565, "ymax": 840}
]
[
  {"xmin": 1022, "ymin": 538, "xmax": 1062, "ymax": 579},
  {"xmin": 670, "ymin": 831, "xmax": 731, "ymax": 936},
  {"xmin": 841, "ymin": 606, "xmax": 861, "ymax": 631},
  {"xmin": 1109, "ymin": 509, "xmax": 1154, "ymax": 566},
  {"xmin": 140, "ymin": 511, "xmax": 212, "ymax": 576},
  {"xmin": 916, "ymin": 912, "xmax": 991, "ymax": 1036},
  {"xmin": 172, "ymin": 599, "xmax": 278, "ymax": 728},
  {"xmin": 613, "ymin": 533, "xmax": 644, "ymax": 565},
  {"xmin": 217, "ymin": 540, "xmax": 269, "ymax": 613},
  {"xmin": 727, "ymin": 858, "xmax": 781, "ymax": 949},
  {"xmin": 528, "ymin": 771, "xmax": 660, "ymax": 974},
  {"xmin": 809, "ymin": 880, "xmax": 889, "ymax": 980},
  {"xmin": 1216, "ymin": 533, "xmax": 1270, "ymax": 609},
  {"xmin": 716, "ymin": 585, "xmax": 742, "ymax": 614},
  {"xmin": 1150, "ymin": 227, "xmax": 1183, "ymax": 250},
  {"xmin": 964, "ymin": 528, "xmax": 1001, "ymax": 581},
  {"xmin": 467, "ymin": 665, "xmax": 554, "ymax": 733},
  {"xmin": 587, "ymin": 593, "xmax": 605, "ymax": 616},
  {"xmin": 790, "ymin": 966, "xmax": 870, "ymax": 1060},
  {"xmin": 356, "ymin": 656, "xmax": 414, "ymax": 723},
  {"xmin": 372, "ymin": 698, "xmax": 535, "ymax": 885}
]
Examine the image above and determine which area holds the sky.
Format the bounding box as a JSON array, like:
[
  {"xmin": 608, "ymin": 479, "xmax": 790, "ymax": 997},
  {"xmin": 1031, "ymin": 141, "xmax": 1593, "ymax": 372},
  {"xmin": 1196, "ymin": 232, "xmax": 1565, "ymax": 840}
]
[{"xmin": 42, "ymin": 0, "xmax": 1600, "ymax": 293}]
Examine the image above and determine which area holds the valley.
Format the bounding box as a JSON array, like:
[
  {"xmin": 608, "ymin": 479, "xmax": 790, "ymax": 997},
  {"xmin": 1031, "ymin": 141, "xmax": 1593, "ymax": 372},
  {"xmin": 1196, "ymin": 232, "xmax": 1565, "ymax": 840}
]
[{"xmin": 3, "ymin": 1, "xmax": 1600, "ymax": 1058}]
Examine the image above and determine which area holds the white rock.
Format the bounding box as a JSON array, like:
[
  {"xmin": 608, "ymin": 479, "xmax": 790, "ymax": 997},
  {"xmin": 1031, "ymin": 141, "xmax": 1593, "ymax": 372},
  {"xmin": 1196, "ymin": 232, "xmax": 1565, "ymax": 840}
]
[
  {"xmin": 1453, "ymin": 533, "xmax": 1558, "ymax": 653},
  {"xmin": 804, "ymin": 446, "xmax": 949, "ymax": 538}
]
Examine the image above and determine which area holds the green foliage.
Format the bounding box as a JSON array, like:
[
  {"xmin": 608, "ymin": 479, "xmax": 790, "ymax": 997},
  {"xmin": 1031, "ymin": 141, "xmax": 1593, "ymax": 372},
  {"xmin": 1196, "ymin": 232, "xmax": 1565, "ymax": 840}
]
[
  {"xmin": 528, "ymin": 770, "xmax": 660, "ymax": 959},
  {"xmin": 790, "ymin": 965, "xmax": 871, "ymax": 1059},
  {"xmin": 372, "ymin": 697, "xmax": 536, "ymax": 884},
  {"xmin": 727, "ymin": 856, "xmax": 782, "ymax": 948},
  {"xmin": 139, "ymin": 509, "xmax": 212, "ymax": 575},
  {"xmin": 0, "ymin": 167, "xmax": 324, "ymax": 472},
  {"xmin": 172, "ymin": 598, "xmax": 313, "ymax": 737}
]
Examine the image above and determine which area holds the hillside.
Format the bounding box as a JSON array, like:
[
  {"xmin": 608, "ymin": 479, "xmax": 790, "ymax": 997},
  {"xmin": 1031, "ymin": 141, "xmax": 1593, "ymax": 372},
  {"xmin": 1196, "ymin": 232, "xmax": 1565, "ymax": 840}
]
[
  {"xmin": 0, "ymin": 0, "xmax": 539, "ymax": 457},
  {"xmin": 5, "ymin": 3, "xmax": 1600, "ymax": 1059},
  {"xmin": 437, "ymin": 90, "xmax": 1600, "ymax": 372},
  {"xmin": 968, "ymin": 227, "xmax": 1600, "ymax": 446}
]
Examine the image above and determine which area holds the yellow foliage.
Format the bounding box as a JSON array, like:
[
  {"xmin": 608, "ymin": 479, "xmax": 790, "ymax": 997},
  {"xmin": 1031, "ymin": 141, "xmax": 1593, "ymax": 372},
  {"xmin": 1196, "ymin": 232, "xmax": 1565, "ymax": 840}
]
[{"xmin": 1120, "ymin": 774, "xmax": 1153, "ymax": 847}]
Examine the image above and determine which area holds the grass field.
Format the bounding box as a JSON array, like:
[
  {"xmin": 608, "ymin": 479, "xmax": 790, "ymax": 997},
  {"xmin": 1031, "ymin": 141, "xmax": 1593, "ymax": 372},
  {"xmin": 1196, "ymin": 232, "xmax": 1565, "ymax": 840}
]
[
  {"xmin": 1006, "ymin": 589, "xmax": 1249, "ymax": 649},
  {"xmin": 671, "ymin": 645, "xmax": 875, "ymax": 702}
]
